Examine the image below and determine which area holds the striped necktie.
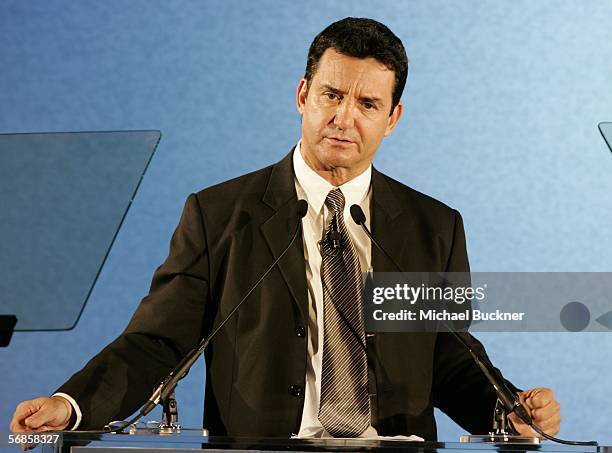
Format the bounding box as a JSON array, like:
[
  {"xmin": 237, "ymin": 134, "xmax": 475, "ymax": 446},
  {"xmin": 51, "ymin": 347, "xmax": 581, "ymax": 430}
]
[{"xmin": 318, "ymin": 188, "xmax": 370, "ymax": 437}]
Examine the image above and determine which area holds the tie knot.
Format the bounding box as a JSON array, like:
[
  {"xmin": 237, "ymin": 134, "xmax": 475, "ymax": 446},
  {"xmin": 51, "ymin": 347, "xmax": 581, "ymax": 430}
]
[{"xmin": 325, "ymin": 188, "xmax": 345, "ymax": 213}]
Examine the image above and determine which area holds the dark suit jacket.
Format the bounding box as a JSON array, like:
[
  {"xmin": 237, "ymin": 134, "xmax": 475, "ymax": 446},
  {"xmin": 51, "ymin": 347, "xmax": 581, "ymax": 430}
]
[{"xmin": 58, "ymin": 150, "xmax": 505, "ymax": 440}]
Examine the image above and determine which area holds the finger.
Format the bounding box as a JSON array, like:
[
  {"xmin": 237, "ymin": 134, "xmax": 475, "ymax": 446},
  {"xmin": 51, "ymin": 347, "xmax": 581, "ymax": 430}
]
[
  {"xmin": 9, "ymin": 412, "xmax": 26, "ymax": 432},
  {"xmin": 24, "ymin": 425, "xmax": 51, "ymax": 433},
  {"xmin": 9, "ymin": 418, "xmax": 27, "ymax": 433},
  {"xmin": 527, "ymin": 388, "xmax": 553, "ymax": 408},
  {"xmin": 532, "ymin": 401, "xmax": 560, "ymax": 421},
  {"xmin": 10, "ymin": 401, "xmax": 42, "ymax": 432},
  {"xmin": 533, "ymin": 413, "xmax": 562, "ymax": 435},
  {"xmin": 517, "ymin": 391, "xmax": 529, "ymax": 405},
  {"xmin": 13, "ymin": 400, "xmax": 41, "ymax": 420},
  {"xmin": 516, "ymin": 392, "xmax": 537, "ymax": 418},
  {"xmin": 24, "ymin": 404, "xmax": 59, "ymax": 430}
]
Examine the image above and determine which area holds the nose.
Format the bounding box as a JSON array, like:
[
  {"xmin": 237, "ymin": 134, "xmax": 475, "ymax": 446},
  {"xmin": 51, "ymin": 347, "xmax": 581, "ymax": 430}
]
[{"xmin": 332, "ymin": 99, "xmax": 356, "ymax": 130}]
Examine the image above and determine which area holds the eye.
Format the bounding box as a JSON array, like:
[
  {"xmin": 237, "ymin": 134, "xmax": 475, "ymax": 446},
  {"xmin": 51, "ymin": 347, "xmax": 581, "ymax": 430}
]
[
  {"xmin": 325, "ymin": 92, "xmax": 340, "ymax": 101},
  {"xmin": 362, "ymin": 101, "xmax": 376, "ymax": 110}
]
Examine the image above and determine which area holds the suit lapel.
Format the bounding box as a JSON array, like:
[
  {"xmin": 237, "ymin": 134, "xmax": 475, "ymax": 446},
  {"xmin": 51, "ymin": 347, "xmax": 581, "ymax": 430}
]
[
  {"xmin": 371, "ymin": 168, "xmax": 412, "ymax": 273},
  {"xmin": 260, "ymin": 151, "xmax": 309, "ymax": 323}
]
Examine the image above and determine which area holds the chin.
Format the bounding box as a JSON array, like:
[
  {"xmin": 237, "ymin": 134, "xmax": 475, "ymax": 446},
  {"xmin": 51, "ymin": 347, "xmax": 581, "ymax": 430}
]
[
  {"xmin": 319, "ymin": 145, "xmax": 360, "ymax": 168},
  {"xmin": 321, "ymin": 155, "xmax": 359, "ymax": 171}
]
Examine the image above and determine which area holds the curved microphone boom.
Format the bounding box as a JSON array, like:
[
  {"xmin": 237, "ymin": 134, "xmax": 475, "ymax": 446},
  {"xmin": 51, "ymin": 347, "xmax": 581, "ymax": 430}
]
[{"xmin": 107, "ymin": 199, "xmax": 308, "ymax": 433}]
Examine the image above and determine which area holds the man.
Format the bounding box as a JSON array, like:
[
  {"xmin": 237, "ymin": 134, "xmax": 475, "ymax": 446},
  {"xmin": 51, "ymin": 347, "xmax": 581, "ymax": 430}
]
[{"xmin": 10, "ymin": 18, "xmax": 561, "ymax": 440}]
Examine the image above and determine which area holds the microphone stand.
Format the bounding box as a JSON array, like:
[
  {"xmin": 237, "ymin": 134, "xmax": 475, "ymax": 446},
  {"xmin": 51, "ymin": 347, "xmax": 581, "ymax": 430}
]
[
  {"xmin": 492, "ymin": 400, "xmax": 511, "ymax": 436},
  {"xmin": 462, "ymin": 399, "xmax": 533, "ymax": 443},
  {"xmin": 104, "ymin": 200, "xmax": 308, "ymax": 436},
  {"xmin": 159, "ymin": 391, "xmax": 181, "ymax": 434}
]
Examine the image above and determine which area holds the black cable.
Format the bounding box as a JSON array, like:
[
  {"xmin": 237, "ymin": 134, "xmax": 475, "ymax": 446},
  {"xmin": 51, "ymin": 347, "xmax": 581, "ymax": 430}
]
[
  {"xmin": 103, "ymin": 413, "xmax": 141, "ymax": 433},
  {"xmin": 529, "ymin": 419, "xmax": 597, "ymax": 446}
]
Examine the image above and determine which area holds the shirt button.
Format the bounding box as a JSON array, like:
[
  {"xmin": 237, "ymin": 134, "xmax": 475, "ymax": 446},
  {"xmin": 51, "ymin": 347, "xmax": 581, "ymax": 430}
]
[
  {"xmin": 296, "ymin": 326, "xmax": 306, "ymax": 337},
  {"xmin": 288, "ymin": 385, "xmax": 303, "ymax": 397}
]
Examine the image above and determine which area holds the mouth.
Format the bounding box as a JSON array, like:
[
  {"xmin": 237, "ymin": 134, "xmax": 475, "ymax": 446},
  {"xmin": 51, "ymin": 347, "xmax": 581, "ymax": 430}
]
[{"xmin": 324, "ymin": 136, "xmax": 355, "ymax": 145}]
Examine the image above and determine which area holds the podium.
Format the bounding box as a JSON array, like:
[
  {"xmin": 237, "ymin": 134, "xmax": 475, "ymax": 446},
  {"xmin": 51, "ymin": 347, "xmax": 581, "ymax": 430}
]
[{"xmin": 39, "ymin": 430, "xmax": 609, "ymax": 453}]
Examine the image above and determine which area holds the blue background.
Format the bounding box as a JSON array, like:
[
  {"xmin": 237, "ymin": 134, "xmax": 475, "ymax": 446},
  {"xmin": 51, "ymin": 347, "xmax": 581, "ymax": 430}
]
[{"xmin": 1, "ymin": 0, "xmax": 611, "ymax": 442}]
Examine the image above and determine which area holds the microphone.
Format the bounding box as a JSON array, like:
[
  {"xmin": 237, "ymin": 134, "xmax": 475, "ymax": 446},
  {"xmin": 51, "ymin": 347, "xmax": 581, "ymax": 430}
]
[
  {"xmin": 110, "ymin": 199, "xmax": 308, "ymax": 431},
  {"xmin": 318, "ymin": 211, "xmax": 342, "ymax": 255},
  {"xmin": 350, "ymin": 203, "xmax": 597, "ymax": 445},
  {"xmin": 295, "ymin": 199, "xmax": 309, "ymax": 218},
  {"xmin": 329, "ymin": 215, "xmax": 342, "ymax": 250}
]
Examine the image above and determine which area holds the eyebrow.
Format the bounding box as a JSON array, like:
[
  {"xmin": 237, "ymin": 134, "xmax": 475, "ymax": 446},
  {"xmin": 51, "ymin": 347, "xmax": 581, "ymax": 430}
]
[{"xmin": 320, "ymin": 83, "xmax": 384, "ymax": 106}]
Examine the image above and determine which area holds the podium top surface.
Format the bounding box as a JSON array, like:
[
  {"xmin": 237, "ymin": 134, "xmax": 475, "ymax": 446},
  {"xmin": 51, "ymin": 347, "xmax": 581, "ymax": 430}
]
[{"xmin": 50, "ymin": 430, "xmax": 609, "ymax": 453}]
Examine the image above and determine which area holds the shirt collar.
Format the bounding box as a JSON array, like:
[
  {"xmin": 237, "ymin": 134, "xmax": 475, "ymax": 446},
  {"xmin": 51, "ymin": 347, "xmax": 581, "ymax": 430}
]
[{"xmin": 293, "ymin": 140, "xmax": 372, "ymax": 215}]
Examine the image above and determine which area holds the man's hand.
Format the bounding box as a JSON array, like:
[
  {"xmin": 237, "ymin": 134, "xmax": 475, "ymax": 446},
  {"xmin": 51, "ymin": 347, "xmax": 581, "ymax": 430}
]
[
  {"xmin": 507, "ymin": 387, "xmax": 561, "ymax": 438},
  {"xmin": 9, "ymin": 396, "xmax": 73, "ymax": 433}
]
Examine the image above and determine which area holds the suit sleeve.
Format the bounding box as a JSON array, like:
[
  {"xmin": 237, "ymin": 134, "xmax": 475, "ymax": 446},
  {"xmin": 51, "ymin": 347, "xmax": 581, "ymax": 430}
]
[
  {"xmin": 432, "ymin": 210, "xmax": 518, "ymax": 434},
  {"xmin": 55, "ymin": 193, "xmax": 210, "ymax": 429}
]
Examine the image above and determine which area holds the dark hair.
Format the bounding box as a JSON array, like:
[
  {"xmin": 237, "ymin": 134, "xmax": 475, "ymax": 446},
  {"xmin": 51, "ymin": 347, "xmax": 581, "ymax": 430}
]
[{"xmin": 304, "ymin": 17, "xmax": 408, "ymax": 114}]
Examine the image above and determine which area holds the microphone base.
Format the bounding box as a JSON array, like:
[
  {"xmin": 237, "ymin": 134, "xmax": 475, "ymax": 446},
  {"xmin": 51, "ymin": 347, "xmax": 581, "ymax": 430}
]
[
  {"xmin": 460, "ymin": 434, "xmax": 540, "ymax": 444},
  {"xmin": 157, "ymin": 423, "xmax": 182, "ymax": 435}
]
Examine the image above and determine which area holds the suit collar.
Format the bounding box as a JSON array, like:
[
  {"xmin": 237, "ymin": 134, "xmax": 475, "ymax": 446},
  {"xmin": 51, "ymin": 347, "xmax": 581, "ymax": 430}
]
[{"xmin": 262, "ymin": 148, "xmax": 297, "ymax": 210}]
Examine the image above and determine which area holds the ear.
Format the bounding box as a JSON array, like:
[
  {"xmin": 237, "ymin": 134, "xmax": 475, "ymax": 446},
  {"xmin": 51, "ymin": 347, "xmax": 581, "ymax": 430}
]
[
  {"xmin": 384, "ymin": 100, "xmax": 404, "ymax": 136},
  {"xmin": 296, "ymin": 78, "xmax": 309, "ymax": 114}
]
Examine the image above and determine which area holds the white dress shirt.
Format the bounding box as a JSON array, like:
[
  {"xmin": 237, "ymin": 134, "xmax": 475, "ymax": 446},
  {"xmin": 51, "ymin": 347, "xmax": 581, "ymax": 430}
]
[{"xmin": 292, "ymin": 142, "xmax": 378, "ymax": 438}]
